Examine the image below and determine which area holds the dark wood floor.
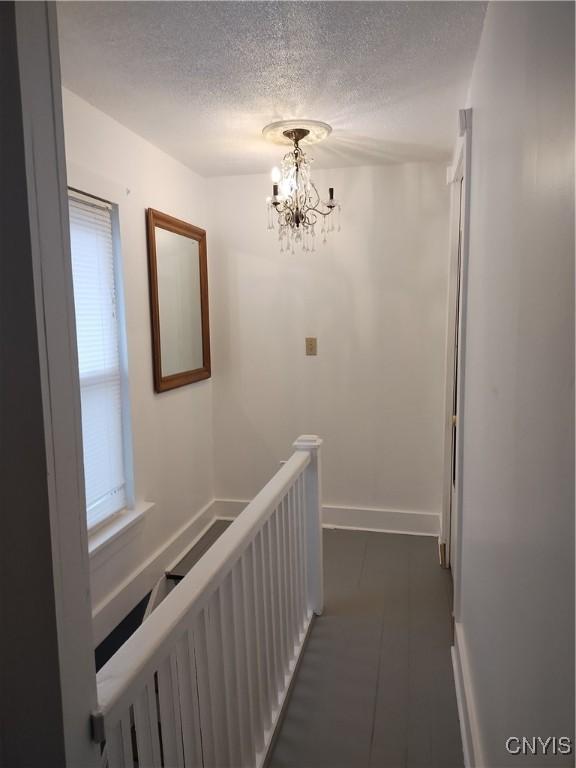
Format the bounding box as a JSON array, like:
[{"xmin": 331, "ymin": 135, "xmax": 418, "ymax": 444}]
[{"xmin": 268, "ymin": 529, "xmax": 462, "ymax": 768}]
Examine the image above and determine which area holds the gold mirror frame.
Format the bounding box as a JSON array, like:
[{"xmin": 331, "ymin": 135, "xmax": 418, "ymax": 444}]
[{"xmin": 146, "ymin": 208, "xmax": 211, "ymax": 392}]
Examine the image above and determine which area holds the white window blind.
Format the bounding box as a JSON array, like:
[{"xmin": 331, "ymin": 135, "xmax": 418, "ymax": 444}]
[{"xmin": 69, "ymin": 193, "xmax": 127, "ymax": 529}]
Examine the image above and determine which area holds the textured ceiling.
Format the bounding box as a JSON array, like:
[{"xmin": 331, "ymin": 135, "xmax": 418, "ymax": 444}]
[{"xmin": 57, "ymin": 1, "xmax": 486, "ymax": 177}]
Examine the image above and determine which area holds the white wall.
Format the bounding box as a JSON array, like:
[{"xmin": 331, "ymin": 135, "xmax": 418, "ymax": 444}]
[
  {"xmin": 62, "ymin": 89, "xmax": 215, "ymax": 634},
  {"xmin": 208, "ymin": 164, "xmax": 450, "ymax": 526},
  {"xmin": 458, "ymin": 3, "xmax": 574, "ymax": 764}
]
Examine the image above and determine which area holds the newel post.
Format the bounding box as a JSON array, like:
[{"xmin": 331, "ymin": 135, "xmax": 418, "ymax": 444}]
[{"xmin": 293, "ymin": 435, "xmax": 324, "ymax": 616}]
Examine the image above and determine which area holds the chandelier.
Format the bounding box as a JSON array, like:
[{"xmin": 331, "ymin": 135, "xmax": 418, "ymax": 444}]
[{"xmin": 263, "ymin": 120, "xmax": 341, "ymax": 253}]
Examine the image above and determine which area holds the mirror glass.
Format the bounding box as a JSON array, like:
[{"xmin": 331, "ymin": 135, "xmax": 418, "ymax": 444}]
[
  {"xmin": 156, "ymin": 228, "xmax": 203, "ymax": 376},
  {"xmin": 146, "ymin": 209, "xmax": 211, "ymax": 392}
]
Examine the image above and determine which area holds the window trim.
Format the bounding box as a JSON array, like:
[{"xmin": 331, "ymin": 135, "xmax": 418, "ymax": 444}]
[
  {"xmin": 88, "ymin": 501, "xmax": 155, "ymax": 565},
  {"xmin": 68, "ymin": 187, "xmax": 135, "ymax": 532}
]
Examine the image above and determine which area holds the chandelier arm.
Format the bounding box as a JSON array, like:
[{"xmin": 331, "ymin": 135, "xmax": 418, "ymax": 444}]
[
  {"xmin": 308, "ymin": 206, "xmax": 335, "ymax": 218},
  {"xmin": 307, "ymin": 181, "xmax": 321, "ymax": 210}
]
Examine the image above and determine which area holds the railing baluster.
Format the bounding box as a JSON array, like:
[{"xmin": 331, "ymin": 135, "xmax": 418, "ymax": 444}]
[
  {"xmin": 280, "ymin": 498, "xmax": 294, "ymax": 660},
  {"xmin": 105, "ymin": 720, "xmax": 125, "ymax": 768},
  {"xmin": 282, "ymin": 493, "xmax": 290, "ymax": 655},
  {"xmin": 193, "ymin": 608, "xmax": 219, "ymax": 768},
  {"xmin": 261, "ymin": 521, "xmax": 280, "ymax": 712},
  {"xmin": 133, "ymin": 684, "xmax": 155, "ymax": 768},
  {"xmin": 241, "ymin": 548, "xmax": 264, "ymax": 755},
  {"xmin": 297, "ymin": 472, "xmax": 307, "ymax": 633},
  {"xmin": 292, "ymin": 476, "xmax": 302, "ymax": 637},
  {"xmin": 287, "ymin": 485, "xmax": 298, "ymax": 649},
  {"xmin": 270, "ymin": 510, "xmax": 286, "ymax": 683},
  {"xmin": 207, "ymin": 589, "xmax": 231, "ymax": 767},
  {"xmin": 147, "ymin": 678, "xmax": 162, "ymax": 767},
  {"xmin": 232, "ymin": 557, "xmax": 256, "ymax": 766},
  {"xmin": 157, "ymin": 652, "xmax": 185, "ymax": 768},
  {"xmin": 295, "ymin": 478, "xmax": 304, "ymax": 635},
  {"xmin": 120, "ymin": 713, "xmax": 133, "ymax": 768},
  {"xmin": 170, "ymin": 651, "xmax": 187, "ymax": 766},
  {"xmin": 283, "ymin": 491, "xmax": 293, "ymax": 654},
  {"xmin": 219, "ymin": 575, "xmax": 242, "ymax": 765},
  {"xmin": 173, "ymin": 630, "xmax": 203, "ymax": 768},
  {"xmin": 249, "ymin": 537, "xmax": 270, "ymax": 739},
  {"xmin": 271, "ymin": 514, "xmax": 284, "ymax": 694}
]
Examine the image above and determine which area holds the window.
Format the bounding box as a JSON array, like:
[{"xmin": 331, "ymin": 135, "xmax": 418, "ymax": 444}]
[{"xmin": 68, "ymin": 190, "xmax": 132, "ymax": 530}]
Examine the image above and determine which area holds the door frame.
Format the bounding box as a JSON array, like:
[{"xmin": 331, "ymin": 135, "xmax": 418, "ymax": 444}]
[
  {"xmin": 1, "ymin": 3, "xmax": 100, "ymax": 764},
  {"xmin": 440, "ymin": 108, "xmax": 472, "ymax": 622}
]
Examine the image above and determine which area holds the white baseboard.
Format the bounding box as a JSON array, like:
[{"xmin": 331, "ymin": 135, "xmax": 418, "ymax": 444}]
[
  {"xmin": 322, "ymin": 504, "xmax": 439, "ymax": 536},
  {"xmin": 92, "ymin": 499, "xmax": 217, "ymax": 645},
  {"xmin": 213, "ymin": 499, "xmax": 439, "ymax": 537},
  {"xmin": 452, "ymin": 621, "xmax": 484, "ymax": 767},
  {"xmin": 211, "ymin": 498, "xmax": 247, "ymax": 520}
]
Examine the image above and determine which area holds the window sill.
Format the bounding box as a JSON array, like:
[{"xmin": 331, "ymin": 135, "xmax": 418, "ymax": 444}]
[{"xmin": 88, "ymin": 501, "xmax": 155, "ymax": 564}]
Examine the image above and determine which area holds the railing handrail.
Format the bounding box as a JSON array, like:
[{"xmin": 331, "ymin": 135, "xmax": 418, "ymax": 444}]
[{"xmin": 94, "ymin": 449, "xmax": 311, "ymax": 723}]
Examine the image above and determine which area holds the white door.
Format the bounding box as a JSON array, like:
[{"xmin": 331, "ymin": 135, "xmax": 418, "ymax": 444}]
[
  {"xmin": 447, "ymin": 109, "xmax": 472, "ymax": 621},
  {"xmin": 449, "ymin": 178, "xmax": 464, "ymax": 568}
]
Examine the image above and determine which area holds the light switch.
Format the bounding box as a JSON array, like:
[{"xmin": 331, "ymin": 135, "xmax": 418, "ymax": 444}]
[{"xmin": 305, "ymin": 337, "xmax": 317, "ymax": 356}]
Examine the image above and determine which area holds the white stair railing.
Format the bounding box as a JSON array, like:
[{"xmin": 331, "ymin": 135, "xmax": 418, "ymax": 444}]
[{"xmin": 92, "ymin": 435, "xmax": 323, "ymax": 768}]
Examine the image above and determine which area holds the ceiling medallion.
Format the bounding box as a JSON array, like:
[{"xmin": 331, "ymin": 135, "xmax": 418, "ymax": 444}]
[{"xmin": 263, "ymin": 120, "xmax": 340, "ymax": 253}]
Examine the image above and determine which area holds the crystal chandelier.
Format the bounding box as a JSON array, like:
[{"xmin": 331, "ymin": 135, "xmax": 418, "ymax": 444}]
[{"xmin": 263, "ymin": 121, "xmax": 341, "ymax": 253}]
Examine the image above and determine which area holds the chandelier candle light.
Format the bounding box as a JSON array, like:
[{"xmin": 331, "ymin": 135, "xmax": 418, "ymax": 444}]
[{"xmin": 263, "ymin": 120, "xmax": 341, "ymax": 253}]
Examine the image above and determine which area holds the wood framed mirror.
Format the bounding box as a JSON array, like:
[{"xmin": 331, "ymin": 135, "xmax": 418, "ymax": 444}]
[{"xmin": 146, "ymin": 208, "xmax": 211, "ymax": 392}]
